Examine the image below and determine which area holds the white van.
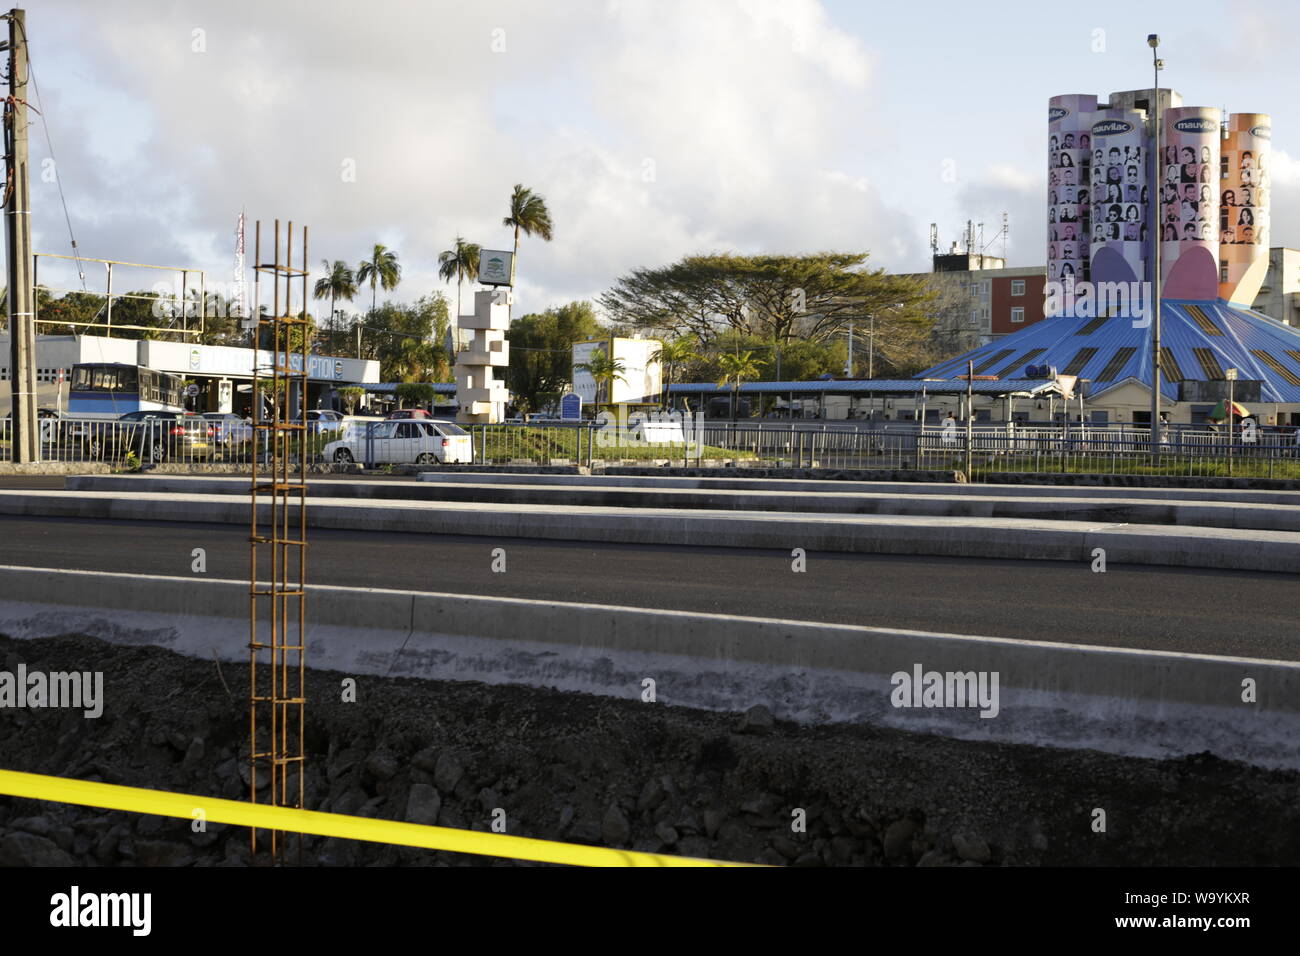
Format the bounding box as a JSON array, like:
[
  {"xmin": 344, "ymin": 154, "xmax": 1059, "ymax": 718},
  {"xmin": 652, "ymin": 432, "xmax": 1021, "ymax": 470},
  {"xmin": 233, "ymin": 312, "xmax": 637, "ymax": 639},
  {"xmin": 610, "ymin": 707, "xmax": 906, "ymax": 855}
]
[{"xmin": 324, "ymin": 419, "xmax": 473, "ymax": 464}]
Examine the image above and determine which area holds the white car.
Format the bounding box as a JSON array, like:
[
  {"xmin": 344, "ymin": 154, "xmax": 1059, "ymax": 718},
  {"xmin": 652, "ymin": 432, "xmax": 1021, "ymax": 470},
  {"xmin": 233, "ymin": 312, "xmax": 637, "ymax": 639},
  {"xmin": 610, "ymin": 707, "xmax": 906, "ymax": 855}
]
[{"xmin": 324, "ymin": 419, "xmax": 473, "ymax": 464}]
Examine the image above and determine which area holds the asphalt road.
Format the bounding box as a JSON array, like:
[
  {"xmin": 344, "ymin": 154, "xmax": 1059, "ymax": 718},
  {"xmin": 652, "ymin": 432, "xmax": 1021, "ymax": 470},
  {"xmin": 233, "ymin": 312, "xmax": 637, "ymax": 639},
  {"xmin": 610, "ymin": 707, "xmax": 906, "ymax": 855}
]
[{"xmin": 1, "ymin": 514, "xmax": 1295, "ymax": 661}]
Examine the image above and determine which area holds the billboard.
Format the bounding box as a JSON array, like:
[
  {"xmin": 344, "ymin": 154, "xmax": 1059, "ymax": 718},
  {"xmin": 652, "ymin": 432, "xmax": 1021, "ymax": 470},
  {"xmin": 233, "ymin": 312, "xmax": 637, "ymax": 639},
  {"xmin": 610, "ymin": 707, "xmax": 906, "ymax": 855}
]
[
  {"xmin": 477, "ymin": 249, "xmax": 514, "ymax": 287},
  {"xmin": 571, "ymin": 337, "xmax": 663, "ymax": 405}
]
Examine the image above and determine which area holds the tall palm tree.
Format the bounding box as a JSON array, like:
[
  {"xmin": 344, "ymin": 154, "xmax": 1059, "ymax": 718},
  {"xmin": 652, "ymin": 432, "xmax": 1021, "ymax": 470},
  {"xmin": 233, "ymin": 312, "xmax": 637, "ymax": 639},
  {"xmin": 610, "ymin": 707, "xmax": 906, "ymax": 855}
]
[
  {"xmin": 437, "ymin": 236, "xmax": 481, "ymax": 322},
  {"xmin": 574, "ymin": 350, "xmax": 626, "ymax": 407},
  {"xmin": 312, "ymin": 259, "xmax": 357, "ymax": 354},
  {"xmin": 716, "ymin": 350, "xmax": 764, "ymax": 421},
  {"xmin": 502, "ymin": 184, "xmax": 554, "ymax": 276},
  {"xmin": 356, "ymin": 244, "xmax": 401, "ymax": 317},
  {"xmin": 651, "ymin": 336, "xmax": 698, "ymax": 409}
]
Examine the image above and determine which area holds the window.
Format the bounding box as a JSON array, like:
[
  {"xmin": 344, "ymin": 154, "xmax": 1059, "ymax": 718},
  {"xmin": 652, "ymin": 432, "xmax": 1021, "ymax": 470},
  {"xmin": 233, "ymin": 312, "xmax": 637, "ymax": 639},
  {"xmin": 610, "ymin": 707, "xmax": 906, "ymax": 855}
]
[
  {"xmin": 1096, "ymin": 347, "xmax": 1138, "ymax": 381},
  {"xmin": 1192, "ymin": 347, "xmax": 1224, "ymax": 379},
  {"xmin": 1077, "ymin": 316, "xmax": 1109, "ymax": 335},
  {"xmin": 1184, "ymin": 304, "xmax": 1224, "ymax": 336},
  {"xmin": 1159, "ymin": 348, "xmax": 1186, "ymax": 382},
  {"xmin": 1220, "ymin": 260, "xmax": 1229, "ymax": 283},
  {"xmin": 1010, "ymin": 308, "xmax": 1025, "ymax": 324},
  {"xmin": 973, "ymin": 349, "xmax": 1015, "ymax": 375},
  {"xmin": 1061, "ymin": 347, "xmax": 1098, "ymax": 376},
  {"xmin": 1011, "ymin": 280, "xmax": 1025, "ymax": 296},
  {"xmin": 1220, "ymin": 157, "xmax": 1229, "ymax": 180}
]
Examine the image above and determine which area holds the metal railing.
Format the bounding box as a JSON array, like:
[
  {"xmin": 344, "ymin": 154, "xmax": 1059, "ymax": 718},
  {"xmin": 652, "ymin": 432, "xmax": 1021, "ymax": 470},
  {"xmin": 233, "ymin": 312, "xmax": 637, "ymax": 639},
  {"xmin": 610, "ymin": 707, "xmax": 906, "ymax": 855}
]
[
  {"xmin": 5, "ymin": 417, "xmax": 1300, "ymax": 479},
  {"xmin": 0, "ymin": 417, "xmax": 340, "ymax": 467}
]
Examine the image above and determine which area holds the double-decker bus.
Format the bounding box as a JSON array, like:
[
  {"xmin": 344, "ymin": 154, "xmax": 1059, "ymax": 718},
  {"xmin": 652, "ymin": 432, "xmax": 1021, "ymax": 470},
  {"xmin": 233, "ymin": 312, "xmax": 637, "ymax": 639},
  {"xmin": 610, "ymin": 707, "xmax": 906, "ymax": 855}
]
[{"xmin": 67, "ymin": 363, "xmax": 185, "ymax": 418}]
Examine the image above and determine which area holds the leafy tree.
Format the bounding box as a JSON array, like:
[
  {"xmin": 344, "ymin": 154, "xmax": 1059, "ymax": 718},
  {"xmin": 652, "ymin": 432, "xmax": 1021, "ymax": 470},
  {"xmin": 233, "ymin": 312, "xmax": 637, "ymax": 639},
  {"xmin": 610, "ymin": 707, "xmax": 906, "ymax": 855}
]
[
  {"xmin": 505, "ymin": 301, "xmax": 602, "ymax": 411},
  {"xmin": 395, "ymin": 382, "xmax": 435, "ymax": 408},
  {"xmin": 339, "ymin": 386, "xmax": 366, "ymax": 415},
  {"xmin": 715, "ymin": 349, "xmax": 765, "ymax": 419},
  {"xmin": 599, "ymin": 252, "xmax": 935, "ymax": 359},
  {"xmin": 503, "ymin": 183, "xmax": 553, "ymax": 279},
  {"xmin": 574, "ymin": 349, "xmax": 627, "ymax": 408},
  {"xmin": 437, "ymin": 236, "xmax": 481, "ymax": 326},
  {"xmin": 356, "ymin": 294, "xmax": 451, "ymax": 382},
  {"xmin": 651, "ymin": 336, "xmax": 698, "ymax": 407},
  {"xmin": 314, "ymin": 259, "xmax": 357, "ymax": 353},
  {"xmin": 356, "ymin": 244, "xmax": 402, "ymax": 317}
]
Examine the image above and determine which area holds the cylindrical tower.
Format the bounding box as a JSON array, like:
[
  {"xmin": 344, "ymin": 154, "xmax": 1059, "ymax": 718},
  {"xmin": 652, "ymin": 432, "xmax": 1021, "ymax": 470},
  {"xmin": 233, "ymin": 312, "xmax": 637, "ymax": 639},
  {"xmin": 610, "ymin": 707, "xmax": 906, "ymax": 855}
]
[
  {"xmin": 1159, "ymin": 106, "xmax": 1221, "ymax": 298},
  {"xmin": 1048, "ymin": 94, "xmax": 1099, "ymax": 289},
  {"xmin": 1218, "ymin": 112, "xmax": 1271, "ymax": 302},
  {"xmin": 1088, "ymin": 108, "xmax": 1148, "ymax": 287}
]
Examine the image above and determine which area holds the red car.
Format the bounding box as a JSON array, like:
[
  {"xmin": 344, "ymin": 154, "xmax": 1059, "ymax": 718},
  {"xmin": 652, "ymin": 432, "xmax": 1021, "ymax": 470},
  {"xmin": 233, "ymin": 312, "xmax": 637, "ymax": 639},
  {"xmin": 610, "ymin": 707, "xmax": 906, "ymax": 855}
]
[{"xmin": 385, "ymin": 409, "xmax": 433, "ymax": 420}]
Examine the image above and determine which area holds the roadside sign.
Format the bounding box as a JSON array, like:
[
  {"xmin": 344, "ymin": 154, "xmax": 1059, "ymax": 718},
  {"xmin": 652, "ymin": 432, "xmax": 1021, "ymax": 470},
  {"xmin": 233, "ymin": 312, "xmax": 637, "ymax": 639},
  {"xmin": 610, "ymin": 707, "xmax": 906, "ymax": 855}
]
[
  {"xmin": 185, "ymin": 384, "xmax": 200, "ymax": 397},
  {"xmin": 560, "ymin": 392, "xmax": 582, "ymax": 421}
]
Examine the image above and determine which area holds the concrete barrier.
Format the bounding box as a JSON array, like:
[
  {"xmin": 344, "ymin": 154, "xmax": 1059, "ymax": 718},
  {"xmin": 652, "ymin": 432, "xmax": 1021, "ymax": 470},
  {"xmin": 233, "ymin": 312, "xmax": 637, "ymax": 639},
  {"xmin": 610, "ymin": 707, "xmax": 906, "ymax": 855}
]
[
  {"xmin": 0, "ymin": 565, "xmax": 1295, "ymax": 769},
  {"xmin": 61, "ymin": 474, "xmax": 1300, "ymax": 533},
  {"xmin": 8, "ymin": 487, "xmax": 1300, "ymax": 572}
]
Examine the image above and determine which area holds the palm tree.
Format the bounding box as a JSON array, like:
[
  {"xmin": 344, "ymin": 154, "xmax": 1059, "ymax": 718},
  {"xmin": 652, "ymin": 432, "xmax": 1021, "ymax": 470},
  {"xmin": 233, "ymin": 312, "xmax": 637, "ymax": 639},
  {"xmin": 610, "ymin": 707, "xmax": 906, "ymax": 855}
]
[
  {"xmin": 356, "ymin": 244, "xmax": 401, "ymax": 317},
  {"xmin": 312, "ymin": 259, "xmax": 357, "ymax": 354},
  {"xmin": 437, "ymin": 236, "xmax": 481, "ymax": 322},
  {"xmin": 651, "ymin": 336, "xmax": 698, "ymax": 408},
  {"xmin": 502, "ymin": 184, "xmax": 554, "ymax": 276},
  {"xmin": 574, "ymin": 349, "xmax": 626, "ymax": 407},
  {"xmin": 716, "ymin": 350, "xmax": 764, "ymax": 420}
]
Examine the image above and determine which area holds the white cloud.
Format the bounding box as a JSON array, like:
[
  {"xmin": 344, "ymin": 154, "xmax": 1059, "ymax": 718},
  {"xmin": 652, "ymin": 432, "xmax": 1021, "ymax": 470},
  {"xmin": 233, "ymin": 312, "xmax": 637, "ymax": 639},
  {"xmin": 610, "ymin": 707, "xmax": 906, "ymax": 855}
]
[{"xmin": 30, "ymin": 0, "xmax": 913, "ymax": 321}]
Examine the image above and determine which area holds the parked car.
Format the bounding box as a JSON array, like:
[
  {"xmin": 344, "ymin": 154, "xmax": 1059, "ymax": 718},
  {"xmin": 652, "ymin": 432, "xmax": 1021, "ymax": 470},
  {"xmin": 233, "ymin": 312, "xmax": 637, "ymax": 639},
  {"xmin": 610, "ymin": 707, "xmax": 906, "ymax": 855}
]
[
  {"xmin": 203, "ymin": 412, "xmax": 253, "ymax": 447},
  {"xmin": 385, "ymin": 408, "xmax": 434, "ymax": 420},
  {"xmin": 323, "ymin": 419, "xmax": 472, "ymax": 464},
  {"xmin": 84, "ymin": 411, "xmax": 215, "ymax": 462}
]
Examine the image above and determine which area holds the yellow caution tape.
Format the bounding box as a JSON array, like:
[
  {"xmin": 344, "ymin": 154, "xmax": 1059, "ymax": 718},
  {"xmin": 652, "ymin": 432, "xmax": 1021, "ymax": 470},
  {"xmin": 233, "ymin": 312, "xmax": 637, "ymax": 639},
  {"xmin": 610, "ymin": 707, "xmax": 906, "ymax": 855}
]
[{"xmin": 0, "ymin": 768, "xmax": 751, "ymax": 867}]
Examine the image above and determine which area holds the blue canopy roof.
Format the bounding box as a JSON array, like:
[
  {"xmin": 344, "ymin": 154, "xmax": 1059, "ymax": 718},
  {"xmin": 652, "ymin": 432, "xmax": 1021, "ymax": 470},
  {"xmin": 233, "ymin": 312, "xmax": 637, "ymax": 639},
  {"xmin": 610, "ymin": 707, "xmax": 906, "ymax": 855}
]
[{"xmin": 916, "ymin": 300, "xmax": 1300, "ymax": 403}]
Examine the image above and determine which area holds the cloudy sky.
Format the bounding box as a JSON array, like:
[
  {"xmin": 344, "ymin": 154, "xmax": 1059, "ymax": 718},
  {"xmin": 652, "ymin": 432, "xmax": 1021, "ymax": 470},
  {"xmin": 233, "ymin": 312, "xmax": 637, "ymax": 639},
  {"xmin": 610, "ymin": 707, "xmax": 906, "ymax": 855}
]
[{"xmin": 27, "ymin": 0, "xmax": 1300, "ymax": 321}]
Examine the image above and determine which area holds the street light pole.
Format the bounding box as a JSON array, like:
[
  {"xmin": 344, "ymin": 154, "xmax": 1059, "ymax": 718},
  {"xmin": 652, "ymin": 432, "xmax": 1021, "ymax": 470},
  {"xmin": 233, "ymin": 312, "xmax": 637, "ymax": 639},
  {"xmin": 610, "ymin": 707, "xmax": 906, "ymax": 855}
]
[
  {"xmin": 1149, "ymin": 34, "xmax": 1164, "ymax": 465},
  {"xmin": 1226, "ymin": 367, "xmax": 1237, "ymax": 475}
]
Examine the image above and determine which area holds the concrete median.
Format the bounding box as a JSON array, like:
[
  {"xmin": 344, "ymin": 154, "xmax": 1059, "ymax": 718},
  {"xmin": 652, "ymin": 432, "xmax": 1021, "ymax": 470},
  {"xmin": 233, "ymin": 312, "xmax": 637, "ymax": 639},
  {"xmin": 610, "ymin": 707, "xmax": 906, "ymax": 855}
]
[
  {"xmin": 0, "ymin": 565, "xmax": 1295, "ymax": 770},
  {"xmin": 7, "ymin": 486, "xmax": 1300, "ymax": 572}
]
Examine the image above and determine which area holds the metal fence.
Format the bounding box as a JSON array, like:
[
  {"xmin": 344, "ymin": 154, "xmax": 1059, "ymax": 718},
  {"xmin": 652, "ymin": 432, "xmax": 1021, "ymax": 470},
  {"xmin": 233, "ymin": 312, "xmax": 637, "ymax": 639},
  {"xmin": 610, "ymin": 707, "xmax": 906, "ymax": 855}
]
[
  {"xmin": 0, "ymin": 417, "xmax": 334, "ymax": 467},
  {"xmin": 5, "ymin": 416, "xmax": 1300, "ymax": 479}
]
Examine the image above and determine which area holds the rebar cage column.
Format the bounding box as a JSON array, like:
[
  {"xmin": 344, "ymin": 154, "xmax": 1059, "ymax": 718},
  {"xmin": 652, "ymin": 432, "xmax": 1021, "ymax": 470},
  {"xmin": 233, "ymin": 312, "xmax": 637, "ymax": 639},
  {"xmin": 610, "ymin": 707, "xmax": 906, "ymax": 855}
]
[{"xmin": 248, "ymin": 218, "xmax": 309, "ymax": 863}]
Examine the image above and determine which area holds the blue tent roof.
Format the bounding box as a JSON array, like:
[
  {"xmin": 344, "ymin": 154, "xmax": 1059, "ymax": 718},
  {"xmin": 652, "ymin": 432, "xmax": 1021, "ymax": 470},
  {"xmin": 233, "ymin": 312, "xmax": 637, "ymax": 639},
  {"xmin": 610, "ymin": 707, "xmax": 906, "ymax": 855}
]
[{"xmin": 917, "ymin": 300, "xmax": 1300, "ymax": 403}]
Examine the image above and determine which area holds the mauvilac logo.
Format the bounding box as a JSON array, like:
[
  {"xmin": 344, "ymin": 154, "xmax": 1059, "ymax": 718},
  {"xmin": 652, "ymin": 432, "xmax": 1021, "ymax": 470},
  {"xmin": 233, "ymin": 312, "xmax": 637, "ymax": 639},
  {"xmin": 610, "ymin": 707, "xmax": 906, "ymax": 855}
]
[
  {"xmin": 1251, "ymin": 125, "xmax": 1271, "ymax": 140},
  {"xmin": 1173, "ymin": 117, "xmax": 1217, "ymax": 134},
  {"xmin": 1091, "ymin": 119, "xmax": 1133, "ymax": 136},
  {"xmin": 1049, "ymin": 106, "xmax": 1069, "ymax": 121}
]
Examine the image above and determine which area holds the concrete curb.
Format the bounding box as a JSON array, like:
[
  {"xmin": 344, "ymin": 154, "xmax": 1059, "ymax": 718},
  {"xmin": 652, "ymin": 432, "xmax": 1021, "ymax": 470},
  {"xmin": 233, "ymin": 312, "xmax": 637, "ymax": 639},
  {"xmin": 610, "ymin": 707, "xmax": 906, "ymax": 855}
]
[
  {"xmin": 0, "ymin": 565, "xmax": 1295, "ymax": 769},
  {"xmin": 62, "ymin": 474, "xmax": 1300, "ymax": 534},
  {"xmin": 8, "ymin": 487, "xmax": 1300, "ymax": 572}
]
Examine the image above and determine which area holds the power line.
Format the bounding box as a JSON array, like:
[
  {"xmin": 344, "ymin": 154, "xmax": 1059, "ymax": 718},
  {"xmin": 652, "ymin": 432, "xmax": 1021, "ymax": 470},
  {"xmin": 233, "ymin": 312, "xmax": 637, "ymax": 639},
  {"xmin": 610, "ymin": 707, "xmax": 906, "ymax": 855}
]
[{"xmin": 13, "ymin": 16, "xmax": 86, "ymax": 291}]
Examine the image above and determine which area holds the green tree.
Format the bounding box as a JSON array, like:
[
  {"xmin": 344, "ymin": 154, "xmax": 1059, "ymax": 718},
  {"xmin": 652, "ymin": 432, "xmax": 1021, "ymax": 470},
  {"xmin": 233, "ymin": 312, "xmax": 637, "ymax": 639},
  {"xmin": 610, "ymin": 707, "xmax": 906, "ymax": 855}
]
[
  {"xmin": 505, "ymin": 301, "xmax": 602, "ymax": 412},
  {"xmin": 358, "ymin": 294, "xmax": 451, "ymax": 382},
  {"xmin": 715, "ymin": 349, "xmax": 765, "ymax": 419},
  {"xmin": 395, "ymin": 382, "xmax": 435, "ymax": 408},
  {"xmin": 575, "ymin": 349, "xmax": 627, "ymax": 408},
  {"xmin": 650, "ymin": 336, "xmax": 698, "ymax": 408},
  {"xmin": 356, "ymin": 244, "xmax": 402, "ymax": 317},
  {"xmin": 339, "ymin": 386, "xmax": 366, "ymax": 414},
  {"xmin": 503, "ymin": 183, "xmax": 554, "ymax": 278},
  {"xmin": 437, "ymin": 236, "xmax": 481, "ymax": 327},
  {"xmin": 313, "ymin": 259, "xmax": 357, "ymax": 353},
  {"xmin": 599, "ymin": 252, "xmax": 935, "ymax": 364}
]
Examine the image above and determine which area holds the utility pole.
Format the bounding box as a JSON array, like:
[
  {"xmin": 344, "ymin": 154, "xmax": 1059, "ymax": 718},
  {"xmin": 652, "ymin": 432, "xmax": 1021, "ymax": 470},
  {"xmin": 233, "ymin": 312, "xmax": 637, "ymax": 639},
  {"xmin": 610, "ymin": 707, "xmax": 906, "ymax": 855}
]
[
  {"xmin": 5, "ymin": 8, "xmax": 36, "ymax": 463},
  {"xmin": 1148, "ymin": 34, "xmax": 1164, "ymax": 466}
]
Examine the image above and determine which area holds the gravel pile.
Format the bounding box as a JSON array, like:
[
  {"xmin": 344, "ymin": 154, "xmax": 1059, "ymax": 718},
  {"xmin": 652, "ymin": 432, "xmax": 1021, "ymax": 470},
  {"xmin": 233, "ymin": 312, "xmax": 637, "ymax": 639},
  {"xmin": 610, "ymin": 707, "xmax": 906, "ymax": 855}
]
[{"xmin": 1, "ymin": 633, "xmax": 1296, "ymax": 867}]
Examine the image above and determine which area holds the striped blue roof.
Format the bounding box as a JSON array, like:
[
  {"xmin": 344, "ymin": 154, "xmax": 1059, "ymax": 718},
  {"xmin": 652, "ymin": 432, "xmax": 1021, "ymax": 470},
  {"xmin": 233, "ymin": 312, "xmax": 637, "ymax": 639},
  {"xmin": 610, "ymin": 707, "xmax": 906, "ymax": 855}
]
[
  {"xmin": 916, "ymin": 300, "xmax": 1300, "ymax": 403},
  {"xmin": 668, "ymin": 379, "xmax": 1058, "ymax": 396}
]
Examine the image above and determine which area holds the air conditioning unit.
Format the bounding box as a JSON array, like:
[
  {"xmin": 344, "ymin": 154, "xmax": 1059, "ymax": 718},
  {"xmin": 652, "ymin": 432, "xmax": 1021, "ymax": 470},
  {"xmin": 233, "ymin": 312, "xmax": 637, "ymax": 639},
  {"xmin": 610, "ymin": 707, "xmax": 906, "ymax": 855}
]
[{"xmin": 1024, "ymin": 364, "xmax": 1058, "ymax": 379}]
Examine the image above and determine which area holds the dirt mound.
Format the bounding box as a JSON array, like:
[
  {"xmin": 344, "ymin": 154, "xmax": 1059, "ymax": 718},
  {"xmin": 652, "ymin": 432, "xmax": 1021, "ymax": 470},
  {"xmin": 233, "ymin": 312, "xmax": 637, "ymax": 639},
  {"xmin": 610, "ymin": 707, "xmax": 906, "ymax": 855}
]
[{"xmin": 1, "ymin": 633, "xmax": 1296, "ymax": 866}]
